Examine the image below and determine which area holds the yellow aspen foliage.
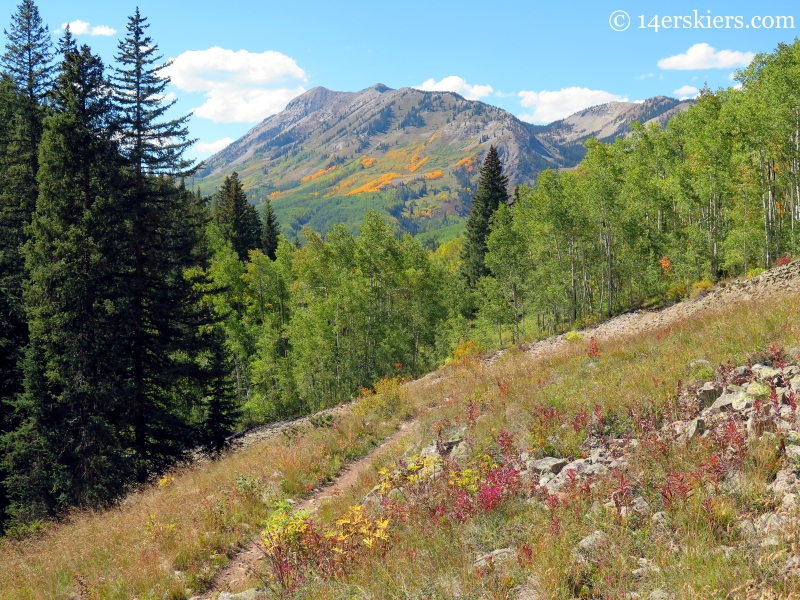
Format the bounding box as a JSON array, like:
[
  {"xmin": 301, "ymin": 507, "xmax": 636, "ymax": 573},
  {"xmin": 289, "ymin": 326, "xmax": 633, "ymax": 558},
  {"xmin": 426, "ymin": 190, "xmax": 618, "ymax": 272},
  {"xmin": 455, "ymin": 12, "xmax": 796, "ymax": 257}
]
[
  {"xmin": 301, "ymin": 165, "xmax": 337, "ymax": 183},
  {"xmin": 268, "ymin": 190, "xmax": 289, "ymax": 200},
  {"xmin": 361, "ymin": 157, "xmax": 377, "ymax": 168},
  {"xmin": 345, "ymin": 173, "xmax": 401, "ymax": 196},
  {"xmin": 455, "ymin": 156, "xmax": 478, "ymax": 172},
  {"xmin": 407, "ymin": 156, "xmax": 429, "ymax": 173},
  {"xmin": 423, "ymin": 170, "xmax": 443, "ymax": 180}
]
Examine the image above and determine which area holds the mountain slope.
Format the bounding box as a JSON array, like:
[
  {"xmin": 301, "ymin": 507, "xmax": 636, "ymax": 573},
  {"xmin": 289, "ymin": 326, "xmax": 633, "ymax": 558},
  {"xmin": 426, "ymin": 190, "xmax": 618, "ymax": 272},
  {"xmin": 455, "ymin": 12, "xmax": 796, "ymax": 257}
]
[
  {"xmin": 193, "ymin": 87, "xmax": 688, "ymax": 241},
  {"xmin": 530, "ymin": 96, "xmax": 694, "ymax": 164}
]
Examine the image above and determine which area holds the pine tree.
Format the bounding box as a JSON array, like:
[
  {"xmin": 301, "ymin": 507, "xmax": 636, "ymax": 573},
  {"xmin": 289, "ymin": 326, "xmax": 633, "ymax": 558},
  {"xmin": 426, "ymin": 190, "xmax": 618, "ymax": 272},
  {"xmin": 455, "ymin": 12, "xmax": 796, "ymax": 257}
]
[
  {"xmin": 261, "ymin": 198, "xmax": 280, "ymax": 260},
  {"xmin": 198, "ymin": 327, "xmax": 239, "ymax": 454},
  {"xmin": 4, "ymin": 44, "xmax": 130, "ymax": 521},
  {"xmin": 2, "ymin": 0, "xmax": 55, "ymax": 105},
  {"xmin": 111, "ymin": 10, "xmax": 219, "ymax": 482},
  {"xmin": 0, "ymin": 0, "xmax": 56, "ymax": 530},
  {"xmin": 213, "ymin": 172, "xmax": 262, "ymax": 261},
  {"xmin": 460, "ymin": 146, "xmax": 509, "ymax": 286},
  {"xmin": 112, "ymin": 8, "xmax": 193, "ymax": 178}
]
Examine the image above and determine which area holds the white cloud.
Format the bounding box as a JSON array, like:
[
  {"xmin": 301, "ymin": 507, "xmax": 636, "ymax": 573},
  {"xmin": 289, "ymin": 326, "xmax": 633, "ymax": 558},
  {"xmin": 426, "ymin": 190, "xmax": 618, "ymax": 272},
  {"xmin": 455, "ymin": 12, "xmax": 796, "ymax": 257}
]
[
  {"xmin": 636, "ymin": 73, "xmax": 655, "ymax": 80},
  {"xmin": 658, "ymin": 43, "xmax": 754, "ymax": 70},
  {"xmin": 58, "ymin": 19, "xmax": 116, "ymax": 36},
  {"xmin": 415, "ymin": 76, "xmax": 493, "ymax": 100},
  {"xmin": 90, "ymin": 25, "xmax": 116, "ymax": 36},
  {"xmin": 162, "ymin": 47, "xmax": 307, "ymax": 123},
  {"xmin": 673, "ymin": 85, "xmax": 700, "ymax": 99},
  {"xmin": 193, "ymin": 137, "xmax": 234, "ymax": 154},
  {"xmin": 517, "ymin": 87, "xmax": 628, "ymax": 123}
]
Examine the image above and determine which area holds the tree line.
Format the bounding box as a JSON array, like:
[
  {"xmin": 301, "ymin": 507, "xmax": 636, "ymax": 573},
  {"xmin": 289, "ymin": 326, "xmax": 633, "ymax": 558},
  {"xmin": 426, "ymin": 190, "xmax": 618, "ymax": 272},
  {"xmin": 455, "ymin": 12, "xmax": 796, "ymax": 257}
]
[
  {"xmin": 0, "ymin": 2, "xmax": 243, "ymax": 531},
  {"xmin": 472, "ymin": 41, "xmax": 800, "ymax": 343}
]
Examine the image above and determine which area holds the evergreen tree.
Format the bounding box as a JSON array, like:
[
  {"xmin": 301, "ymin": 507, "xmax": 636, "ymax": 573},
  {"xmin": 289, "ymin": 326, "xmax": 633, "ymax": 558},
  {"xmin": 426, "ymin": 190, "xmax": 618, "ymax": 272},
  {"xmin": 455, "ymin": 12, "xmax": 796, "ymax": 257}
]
[
  {"xmin": 112, "ymin": 10, "xmax": 215, "ymax": 482},
  {"xmin": 213, "ymin": 172, "xmax": 261, "ymax": 261},
  {"xmin": 0, "ymin": 0, "xmax": 55, "ymax": 530},
  {"xmin": 2, "ymin": 0, "xmax": 55, "ymax": 105},
  {"xmin": 261, "ymin": 198, "xmax": 280, "ymax": 260},
  {"xmin": 460, "ymin": 146, "xmax": 508, "ymax": 286},
  {"xmin": 198, "ymin": 327, "xmax": 239, "ymax": 453},
  {"xmin": 4, "ymin": 44, "xmax": 129, "ymax": 521}
]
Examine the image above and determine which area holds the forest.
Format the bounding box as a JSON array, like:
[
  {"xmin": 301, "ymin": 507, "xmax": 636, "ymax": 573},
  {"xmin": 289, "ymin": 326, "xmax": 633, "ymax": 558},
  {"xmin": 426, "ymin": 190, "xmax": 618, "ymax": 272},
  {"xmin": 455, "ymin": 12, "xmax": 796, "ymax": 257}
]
[{"xmin": 1, "ymin": 0, "xmax": 800, "ymax": 535}]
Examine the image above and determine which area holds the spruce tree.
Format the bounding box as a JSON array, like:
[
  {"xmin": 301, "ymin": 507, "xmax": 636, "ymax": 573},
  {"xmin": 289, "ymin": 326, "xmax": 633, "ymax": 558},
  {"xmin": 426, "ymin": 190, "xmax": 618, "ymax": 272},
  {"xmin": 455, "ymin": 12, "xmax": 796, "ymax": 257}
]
[
  {"xmin": 5, "ymin": 44, "xmax": 129, "ymax": 521},
  {"xmin": 2, "ymin": 0, "xmax": 55, "ymax": 105},
  {"xmin": 261, "ymin": 198, "xmax": 280, "ymax": 260},
  {"xmin": 460, "ymin": 145, "xmax": 509, "ymax": 286},
  {"xmin": 0, "ymin": 0, "xmax": 55, "ymax": 530},
  {"xmin": 198, "ymin": 327, "xmax": 239, "ymax": 453},
  {"xmin": 112, "ymin": 10, "xmax": 220, "ymax": 481},
  {"xmin": 213, "ymin": 172, "xmax": 262, "ymax": 261}
]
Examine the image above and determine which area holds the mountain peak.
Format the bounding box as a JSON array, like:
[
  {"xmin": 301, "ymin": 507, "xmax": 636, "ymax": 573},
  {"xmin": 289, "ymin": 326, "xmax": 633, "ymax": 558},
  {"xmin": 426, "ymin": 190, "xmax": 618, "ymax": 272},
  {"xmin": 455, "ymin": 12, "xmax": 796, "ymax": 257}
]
[
  {"xmin": 284, "ymin": 86, "xmax": 345, "ymax": 114},
  {"xmin": 194, "ymin": 86, "xmax": 690, "ymax": 242}
]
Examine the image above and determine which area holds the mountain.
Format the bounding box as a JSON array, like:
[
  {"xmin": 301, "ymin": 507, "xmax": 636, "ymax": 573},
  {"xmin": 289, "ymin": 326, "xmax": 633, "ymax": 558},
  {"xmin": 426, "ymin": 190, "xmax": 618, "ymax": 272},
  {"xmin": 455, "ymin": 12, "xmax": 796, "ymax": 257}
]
[
  {"xmin": 529, "ymin": 96, "xmax": 694, "ymax": 164},
  {"xmin": 192, "ymin": 86, "xmax": 689, "ymax": 243}
]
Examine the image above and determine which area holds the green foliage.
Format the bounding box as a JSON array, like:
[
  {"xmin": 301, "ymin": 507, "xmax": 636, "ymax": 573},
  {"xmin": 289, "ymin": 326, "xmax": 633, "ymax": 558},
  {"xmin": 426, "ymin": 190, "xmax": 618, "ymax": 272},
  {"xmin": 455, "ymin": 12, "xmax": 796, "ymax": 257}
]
[
  {"xmin": 6, "ymin": 43, "xmax": 131, "ymax": 521},
  {"xmin": 479, "ymin": 43, "xmax": 800, "ymax": 339},
  {"xmin": 202, "ymin": 209, "xmax": 449, "ymax": 418},
  {"xmin": 1, "ymin": 0, "xmax": 55, "ymax": 105},
  {"xmin": 461, "ymin": 146, "xmax": 509, "ymax": 287},
  {"xmin": 0, "ymin": 0, "xmax": 57, "ymax": 532},
  {"xmin": 261, "ymin": 198, "xmax": 280, "ymax": 260},
  {"xmin": 212, "ymin": 171, "xmax": 262, "ymax": 261},
  {"xmin": 0, "ymin": 7, "xmax": 230, "ymax": 529}
]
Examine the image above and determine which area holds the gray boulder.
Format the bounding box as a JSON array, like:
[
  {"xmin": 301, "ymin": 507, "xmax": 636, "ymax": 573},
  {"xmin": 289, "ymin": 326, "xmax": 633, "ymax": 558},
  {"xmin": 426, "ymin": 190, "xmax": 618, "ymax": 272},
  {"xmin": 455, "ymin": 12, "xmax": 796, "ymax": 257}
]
[
  {"xmin": 573, "ymin": 530, "xmax": 611, "ymax": 565},
  {"xmin": 527, "ymin": 456, "xmax": 568, "ymax": 475},
  {"xmin": 697, "ymin": 382, "xmax": 721, "ymax": 407}
]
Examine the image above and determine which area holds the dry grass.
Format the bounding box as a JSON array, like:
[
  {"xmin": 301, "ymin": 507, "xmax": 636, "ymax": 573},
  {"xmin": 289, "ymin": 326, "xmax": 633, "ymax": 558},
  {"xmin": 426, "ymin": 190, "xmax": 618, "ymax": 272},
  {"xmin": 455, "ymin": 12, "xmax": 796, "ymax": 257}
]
[
  {"xmin": 257, "ymin": 295, "xmax": 800, "ymax": 599},
  {"xmin": 3, "ymin": 294, "xmax": 800, "ymax": 599},
  {"xmin": 0, "ymin": 414, "xmax": 399, "ymax": 599}
]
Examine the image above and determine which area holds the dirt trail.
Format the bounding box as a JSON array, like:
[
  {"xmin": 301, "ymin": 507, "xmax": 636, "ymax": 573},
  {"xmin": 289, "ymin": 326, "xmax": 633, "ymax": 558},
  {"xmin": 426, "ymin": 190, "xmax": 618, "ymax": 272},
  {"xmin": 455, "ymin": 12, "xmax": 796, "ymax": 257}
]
[
  {"xmin": 195, "ymin": 423, "xmax": 415, "ymax": 598},
  {"xmin": 195, "ymin": 260, "xmax": 800, "ymax": 598}
]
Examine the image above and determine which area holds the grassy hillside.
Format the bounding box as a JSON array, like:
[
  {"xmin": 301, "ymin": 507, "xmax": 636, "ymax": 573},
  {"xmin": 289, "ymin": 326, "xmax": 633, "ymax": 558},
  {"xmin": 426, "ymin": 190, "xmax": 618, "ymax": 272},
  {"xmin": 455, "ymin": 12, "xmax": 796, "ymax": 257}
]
[{"xmin": 3, "ymin": 276, "xmax": 800, "ymax": 599}]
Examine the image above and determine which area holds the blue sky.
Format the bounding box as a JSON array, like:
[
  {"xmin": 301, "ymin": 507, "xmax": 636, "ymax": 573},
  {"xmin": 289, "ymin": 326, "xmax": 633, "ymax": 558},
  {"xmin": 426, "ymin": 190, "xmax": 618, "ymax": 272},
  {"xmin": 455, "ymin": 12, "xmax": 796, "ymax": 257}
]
[{"xmin": 10, "ymin": 0, "xmax": 799, "ymax": 160}]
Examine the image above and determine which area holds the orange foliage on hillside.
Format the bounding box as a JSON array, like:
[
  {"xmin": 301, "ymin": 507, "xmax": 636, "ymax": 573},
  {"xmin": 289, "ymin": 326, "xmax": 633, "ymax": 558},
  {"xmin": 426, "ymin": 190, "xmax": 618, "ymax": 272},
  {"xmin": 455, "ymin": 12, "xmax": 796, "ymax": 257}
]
[
  {"xmin": 423, "ymin": 170, "xmax": 443, "ymax": 180},
  {"xmin": 301, "ymin": 165, "xmax": 337, "ymax": 183},
  {"xmin": 345, "ymin": 173, "xmax": 401, "ymax": 196},
  {"xmin": 428, "ymin": 130, "xmax": 440, "ymax": 143},
  {"xmin": 323, "ymin": 179, "xmax": 355, "ymax": 198},
  {"xmin": 268, "ymin": 190, "xmax": 289, "ymax": 200},
  {"xmin": 407, "ymin": 156, "xmax": 429, "ymax": 173},
  {"xmin": 361, "ymin": 157, "xmax": 378, "ymax": 168},
  {"xmin": 455, "ymin": 156, "xmax": 478, "ymax": 172}
]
